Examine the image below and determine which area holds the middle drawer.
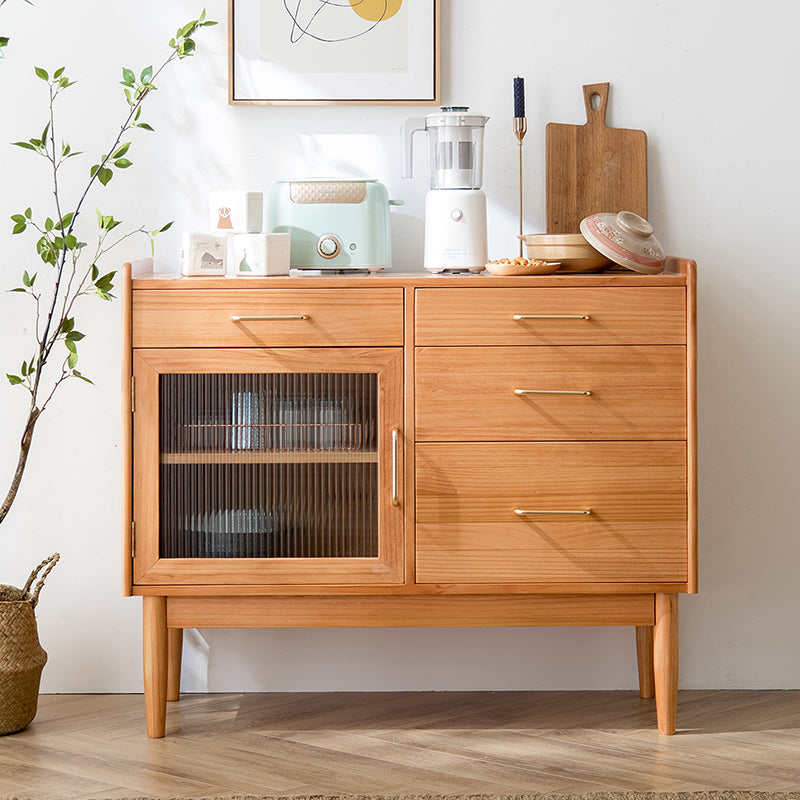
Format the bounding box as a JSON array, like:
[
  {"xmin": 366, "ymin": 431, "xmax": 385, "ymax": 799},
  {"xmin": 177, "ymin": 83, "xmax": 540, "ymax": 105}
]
[{"xmin": 415, "ymin": 345, "xmax": 686, "ymax": 441}]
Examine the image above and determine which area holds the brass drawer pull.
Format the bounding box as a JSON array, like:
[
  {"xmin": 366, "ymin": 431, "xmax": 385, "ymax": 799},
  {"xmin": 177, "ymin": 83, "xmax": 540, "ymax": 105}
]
[
  {"xmin": 512, "ymin": 314, "xmax": 590, "ymax": 320},
  {"xmin": 391, "ymin": 427, "xmax": 400, "ymax": 507},
  {"xmin": 231, "ymin": 314, "xmax": 309, "ymax": 322},
  {"xmin": 514, "ymin": 508, "xmax": 592, "ymax": 516},
  {"xmin": 514, "ymin": 388, "xmax": 591, "ymax": 396}
]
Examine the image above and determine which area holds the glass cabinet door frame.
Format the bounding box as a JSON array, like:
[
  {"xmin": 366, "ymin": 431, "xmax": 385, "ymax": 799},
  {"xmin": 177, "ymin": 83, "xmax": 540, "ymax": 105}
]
[{"xmin": 132, "ymin": 346, "xmax": 404, "ymax": 586}]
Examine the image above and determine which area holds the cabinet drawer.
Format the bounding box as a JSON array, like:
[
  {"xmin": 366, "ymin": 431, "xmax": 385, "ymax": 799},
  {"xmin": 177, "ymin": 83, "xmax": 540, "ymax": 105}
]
[
  {"xmin": 416, "ymin": 345, "xmax": 686, "ymax": 441},
  {"xmin": 416, "ymin": 441, "xmax": 688, "ymax": 584},
  {"xmin": 133, "ymin": 288, "xmax": 404, "ymax": 347},
  {"xmin": 415, "ymin": 287, "xmax": 686, "ymax": 345}
]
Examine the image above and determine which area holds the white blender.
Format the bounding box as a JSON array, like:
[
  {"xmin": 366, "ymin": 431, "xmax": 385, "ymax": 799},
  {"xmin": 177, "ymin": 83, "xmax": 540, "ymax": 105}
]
[{"xmin": 403, "ymin": 107, "xmax": 489, "ymax": 273}]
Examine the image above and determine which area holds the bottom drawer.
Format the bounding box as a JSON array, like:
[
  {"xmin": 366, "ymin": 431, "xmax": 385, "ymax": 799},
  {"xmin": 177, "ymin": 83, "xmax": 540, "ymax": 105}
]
[{"xmin": 415, "ymin": 441, "xmax": 687, "ymax": 584}]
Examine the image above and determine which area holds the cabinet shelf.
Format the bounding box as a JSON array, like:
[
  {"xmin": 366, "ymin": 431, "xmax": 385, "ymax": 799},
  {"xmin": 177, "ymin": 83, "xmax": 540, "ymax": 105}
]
[{"xmin": 161, "ymin": 450, "xmax": 379, "ymax": 465}]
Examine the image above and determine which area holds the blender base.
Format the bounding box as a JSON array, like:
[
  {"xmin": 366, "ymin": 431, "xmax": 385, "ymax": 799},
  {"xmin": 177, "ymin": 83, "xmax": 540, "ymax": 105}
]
[{"xmin": 423, "ymin": 189, "xmax": 488, "ymax": 274}]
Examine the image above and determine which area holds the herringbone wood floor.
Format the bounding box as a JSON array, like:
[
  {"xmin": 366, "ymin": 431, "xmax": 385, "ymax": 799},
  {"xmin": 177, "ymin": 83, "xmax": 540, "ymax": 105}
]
[{"xmin": 0, "ymin": 691, "xmax": 798, "ymax": 799}]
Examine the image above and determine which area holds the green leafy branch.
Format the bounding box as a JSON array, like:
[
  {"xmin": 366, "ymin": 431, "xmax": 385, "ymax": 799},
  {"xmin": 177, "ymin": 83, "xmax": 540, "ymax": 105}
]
[{"xmin": 1, "ymin": 10, "xmax": 216, "ymax": 527}]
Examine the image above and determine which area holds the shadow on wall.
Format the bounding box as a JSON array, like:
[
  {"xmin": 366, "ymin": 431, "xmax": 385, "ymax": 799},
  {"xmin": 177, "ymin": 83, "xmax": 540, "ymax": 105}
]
[
  {"xmin": 390, "ymin": 213, "xmax": 425, "ymax": 270},
  {"xmin": 686, "ymin": 255, "xmax": 800, "ymax": 687}
]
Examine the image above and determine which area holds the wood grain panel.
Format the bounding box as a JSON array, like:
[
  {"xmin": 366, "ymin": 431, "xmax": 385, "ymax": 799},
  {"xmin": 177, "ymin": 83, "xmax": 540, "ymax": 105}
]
[
  {"xmin": 136, "ymin": 346, "xmax": 402, "ymax": 375},
  {"xmin": 416, "ymin": 345, "xmax": 686, "ymax": 441},
  {"xmin": 132, "ymin": 269, "xmax": 690, "ymax": 289},
  {"xmin": 133, "ymin": 288, "xmax": 403, "ymax": 347},
  {"xmin": 416, "ymin": 441, "xmax": 688, "ymax": 584},
  {"xmin": 166, "ymin": 593, "xmax": 655, "ymax": 628},
  {"xmin": 121, "ymin": 264, "xmax": 133, "ymax": 596},
  {"xmin": 132, "ymin": 351, "xmax": 161, "ymax": 585},
  {"xmin": 415, "ymin": 287, "xmax": 685, "ymax": 346},
  {"xmin": 137, "ymin": 556, "xmax": 403, "ymax": 586},
  {"xmin": 685, "ymin": 259, "xmax": 699, "ymax": 592},
  {"xmin": 130, "ymin": 579, "xmax": 688, "ymax": 596}
]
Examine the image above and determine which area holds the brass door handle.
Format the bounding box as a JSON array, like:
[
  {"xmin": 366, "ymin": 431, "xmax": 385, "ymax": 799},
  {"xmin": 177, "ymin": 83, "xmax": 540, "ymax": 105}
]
[
  {"xmin": 391, "ymin": 427, "xmax": 400, "ymax": 507},
  {"xmin": 514, "ymin": 508, "xmax": 592, "ymax": 516},
  {"xmin": 230, "ymin": 314, "xmax": 309, "ymax": 322},
  {"xmin": 514, "ymin": 388, "xmax": 591, "ymax": 396},
  {"xmin": 512, "ymin": 314, "xmax": 590, "ymax": 320}
]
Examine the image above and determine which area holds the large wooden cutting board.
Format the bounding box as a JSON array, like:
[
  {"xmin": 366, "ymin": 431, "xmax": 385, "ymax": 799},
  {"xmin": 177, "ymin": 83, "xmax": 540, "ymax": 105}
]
[{"xmin": 546, "ymin": 83, "xmax": 647, "ymax": 234}]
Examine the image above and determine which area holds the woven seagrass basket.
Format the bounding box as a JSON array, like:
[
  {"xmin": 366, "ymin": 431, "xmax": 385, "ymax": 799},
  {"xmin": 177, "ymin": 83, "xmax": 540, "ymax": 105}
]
[{"xmin": 0, "ymin": 553, "xmax": 59, "ymax": 735}]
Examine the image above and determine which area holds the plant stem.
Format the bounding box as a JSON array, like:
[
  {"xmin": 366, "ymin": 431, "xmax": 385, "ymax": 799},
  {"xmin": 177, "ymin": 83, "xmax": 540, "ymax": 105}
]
[
  {"xmin": 1, "ymin": 12, "xmax": 213, "ymax": 530},
  {"xmin": 0, "ymin": 405, "xmax": 40, "ymax": 525},
  {"xmin": 36, "ymin": 84, "xmax": 66, "ymax": 380}
]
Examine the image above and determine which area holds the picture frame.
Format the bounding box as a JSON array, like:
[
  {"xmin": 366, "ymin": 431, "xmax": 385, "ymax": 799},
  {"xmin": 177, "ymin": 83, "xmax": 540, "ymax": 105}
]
[{"xmin": 228, "ymin": 0, "xmax": 440, "ymax": 106}]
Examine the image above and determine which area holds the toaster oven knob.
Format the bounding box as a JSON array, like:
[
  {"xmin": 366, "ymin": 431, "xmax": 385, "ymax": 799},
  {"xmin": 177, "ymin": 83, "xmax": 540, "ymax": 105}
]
[{"xmin": 317, "ymin": 234, "xmax": 342, "ymax": 259}]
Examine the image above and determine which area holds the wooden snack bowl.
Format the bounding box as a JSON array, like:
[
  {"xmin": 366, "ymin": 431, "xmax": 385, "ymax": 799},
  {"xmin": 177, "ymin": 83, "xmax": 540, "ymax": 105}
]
[{"xmin": 485, "ymin": 259, "xmax": 560, "ymax": 276}]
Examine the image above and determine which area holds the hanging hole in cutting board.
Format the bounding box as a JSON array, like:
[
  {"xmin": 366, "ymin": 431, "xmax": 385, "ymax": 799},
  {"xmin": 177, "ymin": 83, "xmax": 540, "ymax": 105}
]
[{"xmin": 590, "ymin": 93, "xmax": 601, "ymax": 110}]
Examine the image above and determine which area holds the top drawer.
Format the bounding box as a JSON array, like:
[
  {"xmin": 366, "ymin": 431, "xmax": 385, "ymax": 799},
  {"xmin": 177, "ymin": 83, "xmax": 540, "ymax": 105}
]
[
  {"xmin": 132, "ymin": 288, "xmax": 404, "ymax": 348},
  {"xmin": 415, "ymin": 287, "xmax": 686, "ymax": 345}
]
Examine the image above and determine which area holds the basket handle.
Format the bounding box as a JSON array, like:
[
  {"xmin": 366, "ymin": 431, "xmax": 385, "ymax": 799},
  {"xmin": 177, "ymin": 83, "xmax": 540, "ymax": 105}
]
[{"xmin": 22, "ymin": 552, "xmax": 60, "ymax": 607}]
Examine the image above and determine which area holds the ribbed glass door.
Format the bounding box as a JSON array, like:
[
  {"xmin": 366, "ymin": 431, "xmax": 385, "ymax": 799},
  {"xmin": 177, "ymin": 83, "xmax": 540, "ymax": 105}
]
[
  {"xmin": 159, "ymin": 372, "xmax": 378, "ymax": 559},
  {"xmin": 132, "ymin": 347, "xmax": 404, "ymax": 585}
]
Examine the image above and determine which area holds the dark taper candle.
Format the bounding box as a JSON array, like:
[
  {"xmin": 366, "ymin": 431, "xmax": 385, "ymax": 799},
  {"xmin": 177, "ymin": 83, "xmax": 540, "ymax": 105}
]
[{"xmin": 513, "ymin": 76, "xmax": 525, "ymax": 118}]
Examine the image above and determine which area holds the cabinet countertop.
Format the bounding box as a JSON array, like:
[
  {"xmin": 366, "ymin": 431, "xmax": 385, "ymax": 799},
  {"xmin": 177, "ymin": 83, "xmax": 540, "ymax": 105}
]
[{"xmin": 128, "ymin": 259, "xmax": 693, "ymax": 290}]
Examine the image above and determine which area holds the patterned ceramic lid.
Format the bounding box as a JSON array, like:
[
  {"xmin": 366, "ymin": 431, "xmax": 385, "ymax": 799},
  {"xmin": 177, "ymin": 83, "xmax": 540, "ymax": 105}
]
[{"xmin": 579, "ymin": 211, "xmax": 665, "ymax": 274}]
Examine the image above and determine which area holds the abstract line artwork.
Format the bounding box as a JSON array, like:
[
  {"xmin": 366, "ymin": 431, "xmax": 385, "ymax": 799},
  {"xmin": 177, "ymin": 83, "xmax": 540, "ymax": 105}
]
[
  {"xmin": 284, "ymin": 0, "xmax": 403, "ymax": 44},
  {"xmin": 229, "ymin": 0, "xmax": 438, "ymax": 104}
]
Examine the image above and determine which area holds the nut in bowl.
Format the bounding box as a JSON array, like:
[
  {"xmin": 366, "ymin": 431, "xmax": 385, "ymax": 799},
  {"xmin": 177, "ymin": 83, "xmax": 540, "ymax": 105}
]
[{"xmin": 485, "ymin": 257, "xmax": 561, "ymax": 276}]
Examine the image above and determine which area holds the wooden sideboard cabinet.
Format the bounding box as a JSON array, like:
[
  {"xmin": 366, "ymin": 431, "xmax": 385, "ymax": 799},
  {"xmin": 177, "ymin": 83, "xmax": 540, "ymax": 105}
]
[{"xmin": 122, "ymin": 259, "xmax": 697, "ymax": 738}]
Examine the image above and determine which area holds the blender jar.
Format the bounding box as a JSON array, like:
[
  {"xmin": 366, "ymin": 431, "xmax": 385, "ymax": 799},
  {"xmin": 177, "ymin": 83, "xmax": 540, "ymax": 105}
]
[{"xmin": 424, "ymin": 108, "xmax": 488, "ymax": 190}]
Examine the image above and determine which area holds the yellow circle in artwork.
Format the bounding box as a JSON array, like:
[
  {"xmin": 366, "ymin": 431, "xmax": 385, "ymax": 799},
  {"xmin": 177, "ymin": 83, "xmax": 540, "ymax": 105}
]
[{"xmin": 349, "ymin": 0, "xmax": 402, "ymax": 22}]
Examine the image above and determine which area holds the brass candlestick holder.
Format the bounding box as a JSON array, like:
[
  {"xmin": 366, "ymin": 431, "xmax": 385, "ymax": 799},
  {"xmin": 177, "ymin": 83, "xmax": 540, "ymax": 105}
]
[{"xmin": 514, "ymin": 116, "xmax": 527, "ymax": 256}]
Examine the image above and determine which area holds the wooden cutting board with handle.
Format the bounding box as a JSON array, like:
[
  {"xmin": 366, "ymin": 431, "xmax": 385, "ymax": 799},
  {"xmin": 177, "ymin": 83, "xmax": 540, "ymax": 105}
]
[{"xmin": 546, "ymin": 82, "xmax": 647, "ymax": 234}]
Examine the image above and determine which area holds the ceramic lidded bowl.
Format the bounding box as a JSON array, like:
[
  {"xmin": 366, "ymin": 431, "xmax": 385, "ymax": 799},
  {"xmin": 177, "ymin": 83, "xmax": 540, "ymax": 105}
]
[{"xmin": 579, "ymin": 211, "xmax": 666, "ymax": 274}]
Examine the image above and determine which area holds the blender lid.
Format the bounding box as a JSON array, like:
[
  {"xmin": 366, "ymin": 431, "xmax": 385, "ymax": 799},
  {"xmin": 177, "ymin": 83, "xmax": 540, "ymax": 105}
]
[{"xmin": 425, "ymin": 107, "xmax": 488, "ymax": 127}]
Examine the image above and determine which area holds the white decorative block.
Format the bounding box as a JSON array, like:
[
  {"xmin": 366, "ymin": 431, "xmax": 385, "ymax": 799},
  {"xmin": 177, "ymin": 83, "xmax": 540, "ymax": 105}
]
[
  {"xmin": 181, "ymin": 233, "xmax": 227, "ymax": 276},
  {"xmin": 233, "ymin": 233, "xmax": 291, "ymax": 276},
  {"xmin": 209, "ymin": 191, "xmax": 263, "ymax": 234}
]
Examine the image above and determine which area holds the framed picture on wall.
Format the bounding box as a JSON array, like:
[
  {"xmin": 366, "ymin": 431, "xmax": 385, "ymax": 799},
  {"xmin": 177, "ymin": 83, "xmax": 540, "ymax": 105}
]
[{"xmin": 228, "ymin": 0, "xmax": 440, "ymax": 105}]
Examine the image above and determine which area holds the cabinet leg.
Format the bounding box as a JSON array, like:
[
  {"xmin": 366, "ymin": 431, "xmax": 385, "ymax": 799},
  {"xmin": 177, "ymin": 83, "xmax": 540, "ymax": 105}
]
[
  {"xmin": 167, "ymin": 627, "xmax": 183, "ymax": 702},
  {"xmin": 143, "ymin": 596, "xmax": 168, "ymax": 738},
  {"xmin": 654, "ymin": 593, "xmax": 679, "ymax": 735},
  {"xmin": 635, "ymin": 625, "xmax": 655, "ymax": 699}
]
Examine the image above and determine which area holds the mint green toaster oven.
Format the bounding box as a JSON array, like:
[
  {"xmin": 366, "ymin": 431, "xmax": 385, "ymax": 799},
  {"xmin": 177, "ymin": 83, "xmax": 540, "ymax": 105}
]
[{"xmin": 267, "ymin": 179, "xmax": 399, "ymax": 271}]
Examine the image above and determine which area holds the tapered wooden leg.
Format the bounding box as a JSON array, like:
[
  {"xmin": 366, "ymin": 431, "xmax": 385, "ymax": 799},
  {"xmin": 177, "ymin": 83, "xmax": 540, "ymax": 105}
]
[
  {"xmin": 167, "ymin": 627, "xmax": 183, "ymax": 702},
  {"xmin": 654, "ymin": 592, "xmax": 679, "ymax": 735},
  {"xmin": 143, "ymin": 596, "xmax": 168, "ymax": 738},
  {"xmin": 635, "ymin": 625, "xmax": 655, "ymax": 699}
]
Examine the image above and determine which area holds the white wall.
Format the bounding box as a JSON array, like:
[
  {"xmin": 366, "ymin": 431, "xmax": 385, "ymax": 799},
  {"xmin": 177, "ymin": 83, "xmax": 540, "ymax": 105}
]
[{"xmin": 1, "ymin": 0, "xmax": 797, "ymax": 693}]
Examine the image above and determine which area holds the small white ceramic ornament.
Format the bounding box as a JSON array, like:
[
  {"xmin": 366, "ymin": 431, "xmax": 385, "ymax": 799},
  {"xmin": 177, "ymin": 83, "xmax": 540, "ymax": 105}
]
[
  {"xmin": 209, "ymin": 191, "xmax": 263, "ymax": 234},
  {"xmin": 233, "ymin": 233, "xmax": 291, "ymax": 276},
  {"xmin": 181, "ymin": 233, "xmax": 227, "ymax": 276}
]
